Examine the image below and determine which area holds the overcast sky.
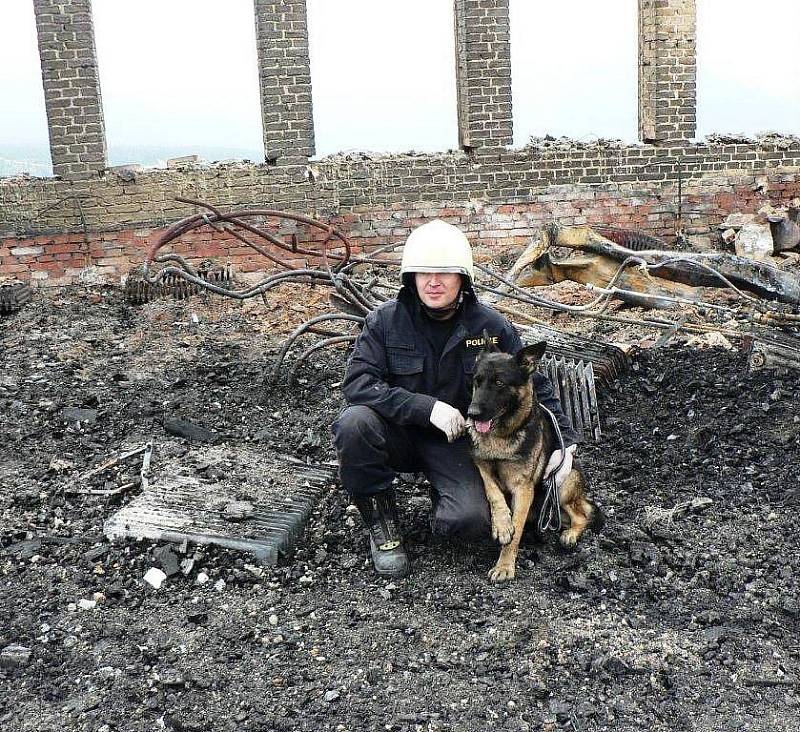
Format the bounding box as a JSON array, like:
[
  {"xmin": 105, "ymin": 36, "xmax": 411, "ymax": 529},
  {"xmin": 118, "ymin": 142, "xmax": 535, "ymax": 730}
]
[{"xmin": 0, "ymin": 0, "xmax": 799, "ymax": 168}]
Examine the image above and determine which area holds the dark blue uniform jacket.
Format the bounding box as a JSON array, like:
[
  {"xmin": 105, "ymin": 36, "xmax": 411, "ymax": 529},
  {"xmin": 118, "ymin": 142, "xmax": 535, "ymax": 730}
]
[{"xmin": 341, "ymin": 287, "xmax": 580, "ymax": 446}]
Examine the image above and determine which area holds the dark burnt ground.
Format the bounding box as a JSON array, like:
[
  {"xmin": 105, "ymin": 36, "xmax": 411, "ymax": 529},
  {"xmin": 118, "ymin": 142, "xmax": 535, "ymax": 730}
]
[{"xmin": 1, "ymin": 289, "xmax": 799, "ymax": 732}]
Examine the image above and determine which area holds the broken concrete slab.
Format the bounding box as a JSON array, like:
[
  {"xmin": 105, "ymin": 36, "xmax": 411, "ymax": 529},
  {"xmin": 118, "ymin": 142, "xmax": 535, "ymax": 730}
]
[
  {"xmin": 514, "ymin": 223, "xmax": 800, "ymax": 304},
  {"xmin": 62, "ymin": 407, "xmax": 98, "ymax": 423},
  {"xmin": 718, "ymin": 212, "xmax": 755, "ymax": 231},
  {"xmin": 734, "ymin": 223, "xmax": 774, "ymax": 260},
  {"xmin": 1, "ymin": 645, "xmax": 32, "ymax": 669}
]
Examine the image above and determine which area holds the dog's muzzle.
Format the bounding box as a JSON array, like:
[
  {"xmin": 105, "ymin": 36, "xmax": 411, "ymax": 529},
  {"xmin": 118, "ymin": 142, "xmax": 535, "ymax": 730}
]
[{"xmin": 467, "ymin": 405, "xmax": 494, "ymax": 434}]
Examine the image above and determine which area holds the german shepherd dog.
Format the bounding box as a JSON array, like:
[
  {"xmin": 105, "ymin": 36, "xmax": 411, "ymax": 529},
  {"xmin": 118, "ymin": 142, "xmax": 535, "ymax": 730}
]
[{"xmin": 467, "ymin": 337, "xmax": 595, "ymax": 581}]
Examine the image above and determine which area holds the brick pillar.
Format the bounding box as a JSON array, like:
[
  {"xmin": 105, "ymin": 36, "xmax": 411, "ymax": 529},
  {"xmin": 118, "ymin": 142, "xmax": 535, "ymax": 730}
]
[
  {"xmin": 638, "ymin": 0, "xmax": 696, "ymax": 145},
  {"xmin": 253, "ymin": 0, "xmax": 315, "ymax": 165},
  {"xmin": 453, "ymin": 0, "xmax": 513, "ymax": 150},
  {"xmin": 33, "ymin": 0, "xmax": 107, "ymax": 180}
]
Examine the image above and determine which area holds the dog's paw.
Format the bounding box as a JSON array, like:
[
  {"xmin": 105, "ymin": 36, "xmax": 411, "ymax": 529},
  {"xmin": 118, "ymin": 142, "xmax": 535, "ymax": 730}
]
[
  {"xmin": 559, "ymin": 528, "xmax": 580, "ymax": 547},
  {"xmin": 492, "ymin": 521, "xmax": 514, "ymax": 546},
  {"xmin": 488, "ymin": 562, "xmax": 516, "ymax": 582},
  {"xmin": 491, "ymin": 510, "xmax": 514, "ymax": 545}
]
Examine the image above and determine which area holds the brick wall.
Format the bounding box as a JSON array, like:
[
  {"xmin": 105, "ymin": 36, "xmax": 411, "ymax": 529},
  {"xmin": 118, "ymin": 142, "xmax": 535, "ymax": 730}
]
[
  {"xmin": 454, "ymin": 0, "xmax": 513, "ymax": 149},
  {"xmin": 4, "ymin": 0, "xmax": 799, "ymax": 287},
  {"xmin": 638, "ymin": 0, "xmax": 697, "ymax": 144},
  {"xmin": 253, "ymin": 0, "xmax": 315, "ymax": 164},
  {"xmin": 32, "ymin": 0, "xmax": 107, "ymax": 180},
  {"xmin": 2, "ymin": 137, "xmax": 799, "ymax": 284}
]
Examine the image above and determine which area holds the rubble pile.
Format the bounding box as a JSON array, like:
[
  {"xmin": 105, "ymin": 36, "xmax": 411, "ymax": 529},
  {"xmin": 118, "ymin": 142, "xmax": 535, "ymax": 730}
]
[
  {"xmin": 523, "ymin": 135, "xmax": 629, "ymax": 152},
  {"xmin": 1, "ymin": 288, "xmax": 799, "ymax": 731},
  {"xmin": 705, "ymin": 132, "xmax": 800, "ymax": 149},
  {"xmin": 720, "ymin": 201, "xmax": 800, "ymax": 262}
]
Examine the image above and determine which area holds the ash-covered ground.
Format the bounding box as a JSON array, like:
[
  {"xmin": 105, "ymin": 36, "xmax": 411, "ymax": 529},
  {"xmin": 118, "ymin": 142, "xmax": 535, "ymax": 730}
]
[{"xmin": 1, "ymin": 287, "xmax": 799, "ymax": 732}]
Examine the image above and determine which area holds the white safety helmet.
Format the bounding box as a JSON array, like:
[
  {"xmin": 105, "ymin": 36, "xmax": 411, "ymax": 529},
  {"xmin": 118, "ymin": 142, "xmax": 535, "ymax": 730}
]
[{"xmin": 399, "ymin": 219, "xmax": 475, "ymax": 283}]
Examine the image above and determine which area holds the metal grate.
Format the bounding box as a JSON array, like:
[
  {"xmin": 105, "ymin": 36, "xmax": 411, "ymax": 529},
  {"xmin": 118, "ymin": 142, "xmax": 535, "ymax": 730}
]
[
  {"xmin": 520, "ymin": 323, "xmax": 629, "ymax": 391},
  {"xmin": 520, "ymin": 327, "xmax": 628, "ymax": 442},
  {"xmin": 594, "ymin": 225, "xmax": 668, "ymax": 252},
  {"xmin": 0, "ymin": 282, "xmax": 32, "ymax": 315},
  {"xmin": 104, "ymin": 449, "xmax": 337, "ymax": 564},
  {"xmin": 538, "ymin": 356, "xmax": 601, "ymax": 441}
]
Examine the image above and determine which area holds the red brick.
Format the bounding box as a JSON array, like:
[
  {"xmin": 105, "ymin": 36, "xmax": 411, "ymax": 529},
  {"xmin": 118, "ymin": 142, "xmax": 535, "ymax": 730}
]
[{"xmin": 46, "ymin": 242, "xmax": 78, "ymax": 254}]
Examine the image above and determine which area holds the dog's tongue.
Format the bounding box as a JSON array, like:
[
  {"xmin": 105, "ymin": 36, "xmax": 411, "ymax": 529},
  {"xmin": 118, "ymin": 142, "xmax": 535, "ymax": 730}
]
[{"xmin": 475, "ymin": 419, "xmax": 493, "ymax": 434}]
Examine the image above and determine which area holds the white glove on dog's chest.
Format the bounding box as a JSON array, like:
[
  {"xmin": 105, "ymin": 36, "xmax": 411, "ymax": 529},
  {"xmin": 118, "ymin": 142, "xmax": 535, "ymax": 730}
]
[{"xmin": 429, "ymin": 401, "xmax": 466, "ymax": 442}]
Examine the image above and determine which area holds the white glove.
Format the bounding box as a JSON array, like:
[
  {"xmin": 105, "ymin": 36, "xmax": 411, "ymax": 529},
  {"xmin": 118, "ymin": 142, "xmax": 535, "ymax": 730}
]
[
  {"xmin": 430, "ymin": 401, "xmax": 466, "ymax": 442},
  {"xmin": 544, "ymin": 443, "xmax": 578, "ymax": 487}
]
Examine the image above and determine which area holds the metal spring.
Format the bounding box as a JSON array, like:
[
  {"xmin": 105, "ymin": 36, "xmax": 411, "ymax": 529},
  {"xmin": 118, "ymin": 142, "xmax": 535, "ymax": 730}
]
[
  {"xmin": 0, "ymin": 282, "xmax": 32, "ymax": 315},
  {"xmin": 124, "ymin": 264, "xmax": 233, "ymax": 305}
]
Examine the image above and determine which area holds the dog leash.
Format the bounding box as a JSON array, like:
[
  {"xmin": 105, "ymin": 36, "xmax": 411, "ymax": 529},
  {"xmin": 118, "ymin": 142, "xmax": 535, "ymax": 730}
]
[{"xmin": 538, "ymin": 405, "xmax": 566, "ymax": 534}]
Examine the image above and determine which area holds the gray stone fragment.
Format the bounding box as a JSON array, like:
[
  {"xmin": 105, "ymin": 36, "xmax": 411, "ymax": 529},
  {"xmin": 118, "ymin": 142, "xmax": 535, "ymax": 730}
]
[
  {"xmin": 164, "ymin": 418, "xmax": 221, "ymax": 444},
  {"xmin": 152, "ymin": 545, "xmax": 180, "ymax": 576},
  {"xmin": 223, "ymin": 501, "xmax": 255, "ymax": 522},
  {"xmin": 62, "ymin": 407, "xmax": 98, "ymax": 423},
  {"xmin": 1, "ymin": 644, "xmax": 32, "ymax": 668}
]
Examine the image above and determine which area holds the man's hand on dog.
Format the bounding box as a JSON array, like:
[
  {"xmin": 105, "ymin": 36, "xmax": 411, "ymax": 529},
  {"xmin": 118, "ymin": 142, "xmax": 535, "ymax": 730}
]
[
  {"xmin": 544, "ymin": 443, "xmax": 578, "ymax": 487},
  {"xmin": 430, "ymin": 401, "xmax": 466, "ymax": 442}
]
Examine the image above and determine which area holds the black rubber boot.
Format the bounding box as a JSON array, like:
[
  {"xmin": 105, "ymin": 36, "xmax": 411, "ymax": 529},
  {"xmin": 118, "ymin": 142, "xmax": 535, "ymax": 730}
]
[{"xmin": 353, "ymin": 489, "xmax": 410, "ymax": 579}]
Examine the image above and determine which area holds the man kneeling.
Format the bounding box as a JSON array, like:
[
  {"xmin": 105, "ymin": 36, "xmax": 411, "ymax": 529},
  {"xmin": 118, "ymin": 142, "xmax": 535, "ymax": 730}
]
[{"xmin": 332, "ymin": 220, "xmax": 579, "ymax": 578}]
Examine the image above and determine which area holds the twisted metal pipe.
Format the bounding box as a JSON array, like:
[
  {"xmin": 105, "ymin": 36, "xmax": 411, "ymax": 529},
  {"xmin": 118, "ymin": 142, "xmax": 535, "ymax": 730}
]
[{"xmin": 272, "ymin": 314, "xmax": 365, "ymax": 383}]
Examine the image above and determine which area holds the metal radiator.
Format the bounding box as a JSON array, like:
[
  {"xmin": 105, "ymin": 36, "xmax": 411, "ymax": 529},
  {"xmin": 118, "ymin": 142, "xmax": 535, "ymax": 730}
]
[
  {"xmin": 537, "ymin": 356, "xmax": 601, "ymax": 442},
  {"xmin": 523, "ymin": 326, "xmax": 628, "ymax": 441}
]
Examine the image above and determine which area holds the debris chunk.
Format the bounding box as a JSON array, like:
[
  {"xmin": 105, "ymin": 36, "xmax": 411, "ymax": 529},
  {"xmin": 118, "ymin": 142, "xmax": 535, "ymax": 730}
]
[
  {"xmin": 62, "ymin": 407, "xmax": 98, "ymax": 423},
  {"xmin": 223, "ymin": 501, "xmax": 254, "ymax": 522},
  {"xmin": 152, "ymin": 545, "xmax": 180, "ymax": 576},
  {"xmin": 733, "ymin": 223, "xmax": 773, "ymax": 260},
  {"xmin": 718, "ymin": 212, "xmax": 755, "ymax": 231},
  {"xmin": 143, "ymin": 567, "xmax": 167, "ymax": 589},
  {"xmin": 686, "ymin": 332, "xmax": 734, "ymax": 350},
  {"xmin": 761, "ymin": 202, "xmax": 800, "ymax": 252},
  {"xmin": 644, "ymin": 496, "xmax": 714, "ymax": 529},
  {"xmin": 164, "ymin": 418, "xmax": 221, "ymax": 444},
  {"xmin": 0, "ymin": 281, "xmax": 32, "ymax": 315},
  {"xmin": 0, "ymin": 644, "xmax": 32, "ymax": 668}
]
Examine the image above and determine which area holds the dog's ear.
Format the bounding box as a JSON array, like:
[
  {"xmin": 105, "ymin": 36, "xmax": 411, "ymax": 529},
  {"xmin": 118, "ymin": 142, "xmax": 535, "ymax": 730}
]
[
  {"xmin": 481, "ymin": 328, "xmax": 499, "ymax": 353},
  {"xmin": 516, "ymin": 341, "xmax": 546, "ymax": 375}
]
